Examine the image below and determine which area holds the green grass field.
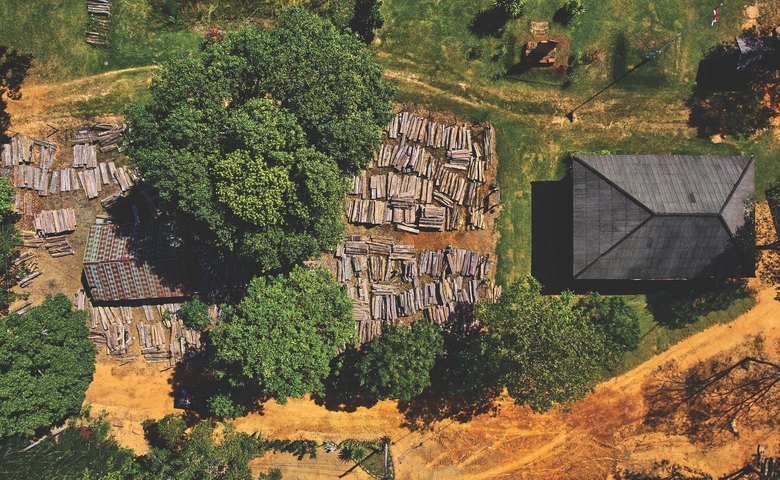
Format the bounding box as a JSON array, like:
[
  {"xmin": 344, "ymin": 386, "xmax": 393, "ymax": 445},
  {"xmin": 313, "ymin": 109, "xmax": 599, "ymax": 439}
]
[{"xmin": 0, "ymin": 0, "xmax": 199, "ymax": 81}]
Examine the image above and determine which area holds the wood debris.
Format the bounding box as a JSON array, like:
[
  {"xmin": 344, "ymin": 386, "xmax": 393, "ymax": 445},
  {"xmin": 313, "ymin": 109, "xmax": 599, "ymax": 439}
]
[{"xmin": 86, "ymin": 0, "xmax": 111, "ymax": 46}]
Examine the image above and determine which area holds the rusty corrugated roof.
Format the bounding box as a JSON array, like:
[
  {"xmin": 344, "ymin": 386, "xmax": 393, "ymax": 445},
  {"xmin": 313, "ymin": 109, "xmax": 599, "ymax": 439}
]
[{"xmin": 83, "ymin": 222, "xmax": 188, "ymax": 302}]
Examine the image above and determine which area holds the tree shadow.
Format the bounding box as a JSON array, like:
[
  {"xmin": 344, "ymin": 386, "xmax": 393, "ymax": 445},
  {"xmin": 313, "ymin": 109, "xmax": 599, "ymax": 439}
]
[
  {"xmin": 315, "ymin": 347, "xmax": 379, "ymax": 412},
  {"xmin": 397, "ymin": 314, "xmax": 501, "ymax": 430},
  {"xmin": 611, "ymin": 32, "xmax": 629, "ymax": 81},
  {"xmin": 469, "ymin": 7, "xmax": 508, "ymax": 39},
  {"xmin": 645, "ymin": 279, "xmax": 753, "ymax": 328},
  {"xmin": 552, "ymin": 7, "xmax": 573, "ymax": 26}
]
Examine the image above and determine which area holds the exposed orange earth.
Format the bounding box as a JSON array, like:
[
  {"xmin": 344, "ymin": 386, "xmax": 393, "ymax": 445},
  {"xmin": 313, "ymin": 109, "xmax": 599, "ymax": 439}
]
[{"xmin": 85, "ymin": 287, "xmax": 780, "ymax": 479}]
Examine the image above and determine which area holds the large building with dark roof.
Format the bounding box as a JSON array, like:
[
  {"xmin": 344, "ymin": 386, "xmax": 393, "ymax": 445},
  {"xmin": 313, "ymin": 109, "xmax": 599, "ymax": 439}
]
[
  {"xmin": 572, "ymin": 155, "xmax": 754, "ymax": 280},
  {"xmin": 83, "ymin": 222, "xmax": 189, "ymax": 302}
]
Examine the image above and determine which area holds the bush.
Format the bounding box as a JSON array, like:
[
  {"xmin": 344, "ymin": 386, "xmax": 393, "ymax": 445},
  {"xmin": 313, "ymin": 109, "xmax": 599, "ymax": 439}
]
[
  {"xmin": 179, "ymin": 298, "xmax": 211, "ymax": 330},
  {"xmin": 493, "ymin": 0, "xmax": 526, "ymax": 18}
]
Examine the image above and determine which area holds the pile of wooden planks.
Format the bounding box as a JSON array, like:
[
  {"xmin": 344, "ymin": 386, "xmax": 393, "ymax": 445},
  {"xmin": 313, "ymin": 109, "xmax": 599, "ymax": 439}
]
[
  {"xmin": 87, "ymin": 304, "xmax": 134, "ymax": 357},
  {"xmin": 347, "ymin": 111, "xmax": 499, "ymax": 232},
  {"xmin": 86, "ymin": 0, "xmax": 111, "ymax": 46},
  {"xmin": 33, "ymin": 208, "xmax": 76, "ymax": 235},
  {"xmin": 335, "ymin": 235, "xmax": 499, "ymax": 342},
  {"xmin": 72, "ymin": 123, "xmax": 126, "ymax": 152},
  {"xmin": 45, "ymin": 238, "xmax": 75, "ymax": 257},
  {"xmin": 18, "ymin": 270, "xmax": 42, "ymax": 288},
  {"xmin": 1, "ymin": 135, "xmax": 33, "ymax": 166},
  {"xmin": 73, "ymin": 144, "xmax": 97, "ymax": 168}
]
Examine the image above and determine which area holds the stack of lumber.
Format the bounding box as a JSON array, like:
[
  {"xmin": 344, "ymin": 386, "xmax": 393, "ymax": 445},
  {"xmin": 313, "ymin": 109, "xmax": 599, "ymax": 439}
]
[
  {"xmin": 33, "ymin": 208, "xmax": 76, "ymax": 235},
  {"xmin": 45, "ymin": 238, "xmax": 75, "ymax": 257},
  {"xmin": 20, "ymin": 230, "xmax": 43, "ymax": 248},
  {"xmin": 18, "ymin": 270, "xmax": 42, "ymax": 288},
  {"xmin": 72, "ymin": 123, "xmax": 126, "ymax": 152},
  {"xmin": 335, "ymin": 235, "xmax": 498, "ymax": 342},
  {"xmin": 13, "ymin": 191, "xmax": 33, "ymax": 217},
  {"xmin": 83, "ymin": 300, "xmax": 136, "ymax": 361},
  {"xmin": 86, "ymin": 0, "xmax": 111, "ymax": 46},
  {"xmin": 347, "ymin": 111, "xmax": 499, "ymax": 231},
  {"xmin": 73, "ymin": 144, "xmax": 97, "ymax": 168},
  {"xmin": 1, "ymin": 135, "xmax": 33, "ymax": 166},
  {"xmin": 137, "ymin": 321, "xmax": 171, "ymax": 362},
  {"xmin": 12, "ymin": 302, "xmax": 33, "ymax": 315},
  {"xmin": 11, "ymin": 160, "xmax": 128, "ymax": 200}
]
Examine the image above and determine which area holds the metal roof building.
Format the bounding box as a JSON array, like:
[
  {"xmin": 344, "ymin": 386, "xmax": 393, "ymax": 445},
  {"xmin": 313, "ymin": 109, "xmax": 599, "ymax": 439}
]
[
  {"xmin": 83, "ymin": 222, "xmax": 188, "ymax": 302},
  {"xmin": 572, "ymin": 155, "xmax": 754, "ymax": 280}
]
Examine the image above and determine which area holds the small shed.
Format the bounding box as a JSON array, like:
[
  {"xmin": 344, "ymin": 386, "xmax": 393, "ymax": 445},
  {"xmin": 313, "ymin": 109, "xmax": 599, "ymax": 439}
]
[{"xmin": 83, "ymin": 222, "xmax": 188, "ymax": 302}]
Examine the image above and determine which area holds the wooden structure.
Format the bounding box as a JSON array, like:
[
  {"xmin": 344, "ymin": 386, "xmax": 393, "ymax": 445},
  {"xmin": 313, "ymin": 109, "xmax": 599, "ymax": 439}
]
[
  {"xmin": 530, "ymin": 21, "xmax": 550, "ymax": 37},
  {"xmin": 572, "ymin": 155, "xmax": 755, "ymax": 280},
  {"xmin": 86, "ymin": 0, "xmax": 111, "ymax": 46},
  {"xmin": 82, "ymin": 222, "xmax": 188, "ymax": 302},
  {"xmin": 347, "ymin": 111, "xmax": 498, "ymax": 232},
  {"xmin": 335, "ymin": 235, "xmax": 500, "ymax": 342}
]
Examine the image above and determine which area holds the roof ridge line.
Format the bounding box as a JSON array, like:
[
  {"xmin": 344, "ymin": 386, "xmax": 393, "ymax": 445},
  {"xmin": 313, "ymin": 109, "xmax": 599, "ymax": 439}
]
[
  {"xmin": 718, "ymin": 156, "xmax": 754, "ymax": 217},
  {"xmin": 573, "ymin": 214, "xmax": 653, "ymax": 279},
  {"xmin": 573, "ymin": 157, "xmax": 655, "ymax": 215}
]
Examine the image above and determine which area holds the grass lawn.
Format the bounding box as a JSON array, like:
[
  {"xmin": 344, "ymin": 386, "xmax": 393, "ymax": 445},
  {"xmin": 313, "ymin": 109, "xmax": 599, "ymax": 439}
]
[{"xmin": 0, "ymin": 0, "xmax": 200, "ymax": 81}]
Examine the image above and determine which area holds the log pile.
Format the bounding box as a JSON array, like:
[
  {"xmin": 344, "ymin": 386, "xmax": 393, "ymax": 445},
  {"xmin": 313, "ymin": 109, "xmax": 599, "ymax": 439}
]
[
  {"xmin": 10, "ymin": 161, "xmax": 132, "ymax": 200},
  {"xmin": 87, "ymin": 304, "xmax": 134, "ymax": 357},
  {"xmin": 86, "ymin": 0, "xmax": 111, "ymax": 46},
  {"xmin": 45, "ymin": 238, "xmax": 75, "ymax": 257},
  {"xmin": 33, "ymin": 209, "xmax": 76, "ymax": 235},
  {"xmin": 347, "ymin": 112, "xmax": 499, "ymax": 232},
  {"xmin": 71, "ymin": 123, "xmax": 126, "ymax": 152},
  {"xmin": 335, "ymin": 235, "xmax": 499, "ymax": 342}
]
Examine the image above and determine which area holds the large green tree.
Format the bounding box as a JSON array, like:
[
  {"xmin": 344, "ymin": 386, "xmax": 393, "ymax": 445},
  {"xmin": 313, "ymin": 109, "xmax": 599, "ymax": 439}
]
[
  {"xmin": 126, "ymin": 7, "xmax": 392, "ymax": 271},
  {"xmin": 207, "ymin": 266, "xmax": 354, "ymax": 408},
  {"xmin": 0, "ymin": 177, "xmax": 19, "ymax": 310},
  {"xmin": 355, "ymin": 320, "xmax": 444, "ymax": 401},
  {"xmin": 576, "ymin": 292, "xmax": 641, "ymax": 355},
  {"xmin": 0, "ymin": 294, "xmax": 96, "ymax": 438},
  {"xmin": 477, "ymin": 276, "xmax": 618, "ymax": 412}
]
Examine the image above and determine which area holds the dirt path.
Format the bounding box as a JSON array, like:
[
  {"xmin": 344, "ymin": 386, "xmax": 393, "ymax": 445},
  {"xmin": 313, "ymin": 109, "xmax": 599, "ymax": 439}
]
[{"xmin": 84, "ymin": 288, "xmax": 780, "ymax": 478}]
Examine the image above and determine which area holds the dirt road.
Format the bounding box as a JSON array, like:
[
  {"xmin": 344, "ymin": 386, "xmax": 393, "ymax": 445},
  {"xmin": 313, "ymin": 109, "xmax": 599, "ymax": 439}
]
[{"xmin": 84, "ymin": 288, "xmax": 780, "ymax": 479}]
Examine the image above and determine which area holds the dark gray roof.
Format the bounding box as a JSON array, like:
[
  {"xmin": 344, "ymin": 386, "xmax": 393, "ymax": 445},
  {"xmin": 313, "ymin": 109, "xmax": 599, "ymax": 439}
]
[{"xmin": 572, "ymin": 155, "xmax": 753, "ymax": 280}]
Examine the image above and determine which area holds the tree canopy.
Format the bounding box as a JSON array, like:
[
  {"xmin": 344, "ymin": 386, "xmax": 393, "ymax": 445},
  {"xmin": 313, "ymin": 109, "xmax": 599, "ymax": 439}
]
[
  {"xmin": 137, "ymin": 415, "xmax": 259, "ymax": 480},
  {"xmin": 207, "ymin": 266, "xmax": 354, "ymax": 408},
  {"xmin": 0, "ymin": 294, "xmax": 96, "ymax": 438},
  {"xmin": 126, "ymin": 7, "xmax": 392, "ymax": 271},
  {"xmin": 178, "ymin": 298, "xmax": 211, "ymax": 331},
  {"xmin": 0, "ymin": 46, "xmax": 32, "ymax": 143},
  {"xmin": 355, "ymin": 320, "xmax": 444, "ymax": 401},
  {"xmin": 576, "ymin": 292, "xmax": 641, "ymax": 354},
  {"xmin": 477, "ymin": 276, "xmax": 619, "ymax": 412}
]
